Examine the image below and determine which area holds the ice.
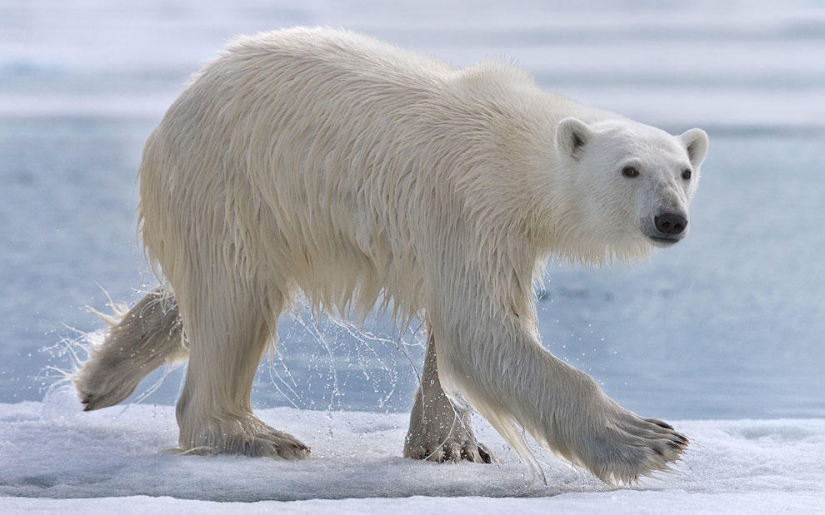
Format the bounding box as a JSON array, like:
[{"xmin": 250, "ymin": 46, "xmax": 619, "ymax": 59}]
[
  {"xmin": 0, "ymin": 389, "xmax": 823, "ymax": 512},
  {"xmin": 2, "ymin": 0, "xmax": 824, "ymax": 129}
]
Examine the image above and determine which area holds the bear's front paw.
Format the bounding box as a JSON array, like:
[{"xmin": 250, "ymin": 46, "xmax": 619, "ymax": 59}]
[
  {"xmin": 404, "ymin": 383, "xmax": 494, "ymax": 464},
  {"xmin": 178, "ymin": 413, "xmax": 310, "ymax": 460},
  {"xmin": 579, "ymin": 408, "xmax": 688, "ymax": 484},
  {"xmin": 404, "ymin": 403, "xmax": 494, "ymax": 464},
  {"xmin": 405, "ymin": 426, "xmax": 494, "ymax": 464}
]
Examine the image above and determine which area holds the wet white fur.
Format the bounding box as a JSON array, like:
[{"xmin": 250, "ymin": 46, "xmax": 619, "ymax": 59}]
[{"xmin": 133, "ymin": 27, "xmax": 707, "ymax": 482}]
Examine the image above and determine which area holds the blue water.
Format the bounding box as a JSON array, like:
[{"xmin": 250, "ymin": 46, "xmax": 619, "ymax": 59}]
[{"xmin": 1, "ymin": 1, "xmax": 823, "ymax": 420}]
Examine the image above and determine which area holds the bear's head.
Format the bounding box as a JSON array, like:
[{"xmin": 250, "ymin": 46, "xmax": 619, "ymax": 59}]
[{"xmin": 554, "ymin": 117, "xmax": 709, "ymax": 262}]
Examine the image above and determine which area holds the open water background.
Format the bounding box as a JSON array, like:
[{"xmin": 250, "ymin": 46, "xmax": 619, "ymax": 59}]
[{"xmin": 1, "ymin": 0, "xmax": 823, "ymax": 420}]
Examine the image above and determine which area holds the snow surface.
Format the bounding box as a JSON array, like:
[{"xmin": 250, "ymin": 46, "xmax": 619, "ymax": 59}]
[
  {"xmin": 1, "ymin": 387, "xmax": 824, "ymax": 513},
  {"xmin": 2, "ymin": 0, "xmax": 825, "ymax": 129}
]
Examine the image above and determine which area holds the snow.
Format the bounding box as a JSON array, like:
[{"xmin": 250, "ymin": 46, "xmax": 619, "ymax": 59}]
[
  {"xmin": 1, "ymin": 387, "xmax": 824, "ymax": 513},
  {"xmin": 2, "ymin": 0, "xmax": 825, "ymax": 130}
]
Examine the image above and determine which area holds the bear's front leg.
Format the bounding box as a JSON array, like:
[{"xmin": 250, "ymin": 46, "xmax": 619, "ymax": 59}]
[
  {"xmin": 429, "ymin": 292, "xmax": 688, "ymax": 483},
  {"xmin": 404, "ymin": 328, "xmax": 493, "ymax": 463}
]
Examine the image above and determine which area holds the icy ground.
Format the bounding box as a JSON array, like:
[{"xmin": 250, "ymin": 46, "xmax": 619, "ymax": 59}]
[{"xmin": 1, "ymin": 387, "xmax": 823, "ymax": 513}]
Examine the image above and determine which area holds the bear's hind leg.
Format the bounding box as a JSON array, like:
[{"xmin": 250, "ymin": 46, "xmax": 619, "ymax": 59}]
[
  {"xmin": 74, "ymin": 289, "xmax": 186, "ymax": 411},
  {"xmin": 174, "ymin": 280, "xmax": 309, "ymax": 459},
  {"xmin": 403, "ymin": 325, "xmax": 493, "ymax": 463}
]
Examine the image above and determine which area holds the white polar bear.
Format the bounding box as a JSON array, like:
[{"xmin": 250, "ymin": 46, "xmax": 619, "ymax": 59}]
[{"xmin": 73, "ymin": 27, "xmax": 708, "ymax": 484}]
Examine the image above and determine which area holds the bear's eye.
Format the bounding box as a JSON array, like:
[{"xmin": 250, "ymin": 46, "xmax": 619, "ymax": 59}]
[
  {"xmin": 682, "ymin": 169, "xmax": 692, "ymax": 180},
  {"xmin": 622, "ymin": 166, "xmax": 639, "ymax": 178}
]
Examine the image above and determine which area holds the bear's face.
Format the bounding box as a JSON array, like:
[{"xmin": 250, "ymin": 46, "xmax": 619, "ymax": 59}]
[{"xmin": 555, "ymin": 118, "xmax": 709, "ymax": 257}]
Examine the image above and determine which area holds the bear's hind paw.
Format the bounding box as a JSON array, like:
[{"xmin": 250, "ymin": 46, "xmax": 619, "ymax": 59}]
[
  {"xmin": 179, "ymin": 415, "xmax": 310, "ymax": 460},
  {"xmin": 231, "ymin": 429, "xmax": 310, "ymax": 460}
]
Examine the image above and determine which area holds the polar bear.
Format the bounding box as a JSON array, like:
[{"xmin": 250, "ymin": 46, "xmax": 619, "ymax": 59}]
[{"xmin": 73, "ymin": 27, "xmax": 708, "ymax": 484}]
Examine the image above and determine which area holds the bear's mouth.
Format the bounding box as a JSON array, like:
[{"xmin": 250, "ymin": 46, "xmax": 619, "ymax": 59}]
[{"xmin": 648, "ymin": 235, "xmax": 682, "ymax": 248}]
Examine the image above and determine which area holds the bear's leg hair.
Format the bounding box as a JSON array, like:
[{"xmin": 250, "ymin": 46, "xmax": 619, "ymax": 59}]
[
  {"xmin": 173, "ymin": 274, "xmax": 309, "ymax": 459},
  {"xmin": 73, "ymin": 289, "xmax": 186, "ymax": 411},
  {"xmin": 429, "ymin": 265, "xmax": 688, "ymax": 484},
  {"xmin": 403, "ymin": 323, "xmax": 493, "ymax": 463}
]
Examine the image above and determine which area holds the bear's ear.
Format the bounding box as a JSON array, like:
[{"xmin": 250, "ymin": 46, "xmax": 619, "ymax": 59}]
[
  {"xmin": 679, "ymin": 128, "xmax": 709, "ymax": 168},
  {"xmin": 556, "ymin": 118, "xmax": 591, "ymax": 161}
]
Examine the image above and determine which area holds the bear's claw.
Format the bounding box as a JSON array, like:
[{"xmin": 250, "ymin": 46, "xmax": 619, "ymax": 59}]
[{"xmin": 407, "ymin": 439, "xmax": 494, "ymax": 464}]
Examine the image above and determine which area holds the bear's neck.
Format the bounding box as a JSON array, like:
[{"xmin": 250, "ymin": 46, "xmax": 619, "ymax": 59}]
[{"xmin": 526, "ymin": 94, "xmax": 644, "ymax": 265}]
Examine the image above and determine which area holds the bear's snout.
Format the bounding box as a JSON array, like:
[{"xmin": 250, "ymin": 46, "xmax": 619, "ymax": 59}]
[
  {"xmin": 654, "ymin": 212, "xmax": 687, "ymax": 236},
  {"xmin": 648, "ymin": 212, "xmax": 689, "ymax": 246}
]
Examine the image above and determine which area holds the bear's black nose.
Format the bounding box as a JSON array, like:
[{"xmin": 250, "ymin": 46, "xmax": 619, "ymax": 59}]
[{"xmin": 654, "ymin": 213, "xmax": 687, "ymax": 235}]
